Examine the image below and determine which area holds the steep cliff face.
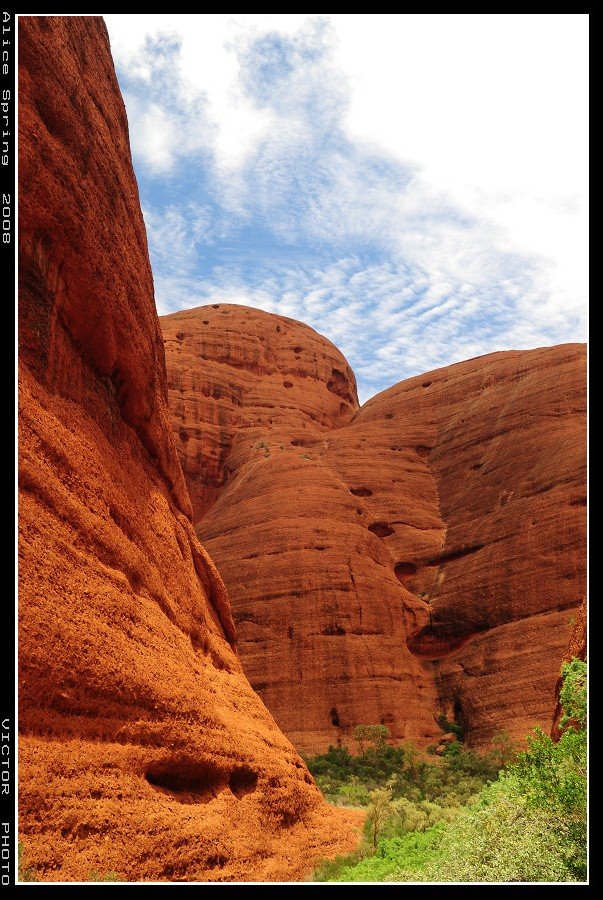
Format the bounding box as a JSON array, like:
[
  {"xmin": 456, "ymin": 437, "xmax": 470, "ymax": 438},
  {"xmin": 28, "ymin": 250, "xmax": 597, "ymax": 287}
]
[
  {"xmin": 162, "ymin": 305, "xmax": 444, "ymax": 752},
  {"xmin": 353, "ymin": 345, "xmax": 586, "ymax": 747},
  {"xmin": 163, "ymin": 305, "xmax": 586, "ymax": 753},
  {"xmin": 18, "ymin": 16, "xmax": 359, "ymax": 882}
]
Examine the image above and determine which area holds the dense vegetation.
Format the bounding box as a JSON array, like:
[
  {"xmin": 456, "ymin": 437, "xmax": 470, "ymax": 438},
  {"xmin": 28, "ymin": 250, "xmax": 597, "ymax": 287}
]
[{"xmin": 310, "ymin": 658, "xmax": 587, "ymax": 883}]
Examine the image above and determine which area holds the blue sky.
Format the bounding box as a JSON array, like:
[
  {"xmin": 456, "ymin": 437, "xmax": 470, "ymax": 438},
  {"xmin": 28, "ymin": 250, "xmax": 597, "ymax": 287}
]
[{"xmin": 106, "ymin": 14, "xmax": 588, "ymax": 403}]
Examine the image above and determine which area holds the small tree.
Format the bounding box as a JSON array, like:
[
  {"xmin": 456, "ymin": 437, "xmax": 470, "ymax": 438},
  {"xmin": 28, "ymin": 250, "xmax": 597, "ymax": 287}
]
[
  {"xmin": 354, "ymin": 723, "xmax": 390, "ymax": 753},
  {"xmin": 559, "ymin": 658, "xmax": 587, "ymax": 731},
  {"xmin": 366, "ymin": 784, "xmax": 394, "ymax": 848},
  {"xmin": 489, "ymin": 730, "xmax": 518, "ymax": 769}
]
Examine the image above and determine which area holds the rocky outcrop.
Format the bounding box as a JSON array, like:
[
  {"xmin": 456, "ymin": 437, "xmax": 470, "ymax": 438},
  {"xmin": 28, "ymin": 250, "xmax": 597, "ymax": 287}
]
[
  {"xmin": 354, "ymin": 346, "xmax": 586, "ymax": 748},
  {"xmin": 163, "ymin": 304, "xmax": 586, "ymax": 753},
  {"xmin": 18, "ymin": 16, "xmax": 359, "ymax": 882}
]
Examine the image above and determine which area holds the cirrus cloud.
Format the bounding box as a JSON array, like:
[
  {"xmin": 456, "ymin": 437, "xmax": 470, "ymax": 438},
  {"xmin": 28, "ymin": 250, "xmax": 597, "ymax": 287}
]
[{"xmin": 106, "ymin": 14, "xmax": 588, "ymax": 402}]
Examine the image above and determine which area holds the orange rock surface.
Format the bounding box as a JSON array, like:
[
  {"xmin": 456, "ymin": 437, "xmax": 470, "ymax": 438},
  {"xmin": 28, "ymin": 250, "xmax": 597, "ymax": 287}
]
[
  {"xmin": 18, "ymin": 16, "xmax": 360, "ymax": 882},
  {"xmin": 163, "ymin": 305, "xmax": 586, "ymax": 753}
]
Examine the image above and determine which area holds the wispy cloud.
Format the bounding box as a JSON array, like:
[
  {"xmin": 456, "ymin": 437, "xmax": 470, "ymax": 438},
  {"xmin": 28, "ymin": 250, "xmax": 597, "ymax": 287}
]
[{"xmin": 106, "ymin": 14, "xmax": 588, "ymax": 402}]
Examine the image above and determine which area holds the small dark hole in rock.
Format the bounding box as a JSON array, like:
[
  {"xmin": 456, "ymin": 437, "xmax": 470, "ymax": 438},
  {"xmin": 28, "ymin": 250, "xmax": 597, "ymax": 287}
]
[
  {"xmin": 395, "ymin": 562, "xmax": 417, "ymax": 584},
  {"xmin": 350, "ymin": 487, "xmax": 372, "ymax": 497},
  {"xmin": 422, "ymin": 381, "xmax": 432, "ymax": 388},
  {"xmin": 229, "ymin": 767, "xmax": 258, "ymax": 798},
  {"xmin": 369, "ymin": 522, "xmax": 395, "ymax": 537},
  {"xmin": 145, "ymin": 755, "xmax": 224, "ymax": 803}
]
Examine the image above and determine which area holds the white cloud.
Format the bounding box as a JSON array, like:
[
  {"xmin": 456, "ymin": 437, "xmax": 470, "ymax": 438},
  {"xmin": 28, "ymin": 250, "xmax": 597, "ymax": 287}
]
[{"xmin": 105, "ymin": 14, "xmax": 588, "ymax": 401}]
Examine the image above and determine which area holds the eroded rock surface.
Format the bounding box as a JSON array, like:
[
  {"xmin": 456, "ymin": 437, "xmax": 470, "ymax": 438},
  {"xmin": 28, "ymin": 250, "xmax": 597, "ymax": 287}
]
[
  {"xmin": 18, "ymin": 16, "xmax": 359, "ymax": 881},
  {"xmin": 163, "ymin": 303, "xmax": 586, "ymax": 753}
]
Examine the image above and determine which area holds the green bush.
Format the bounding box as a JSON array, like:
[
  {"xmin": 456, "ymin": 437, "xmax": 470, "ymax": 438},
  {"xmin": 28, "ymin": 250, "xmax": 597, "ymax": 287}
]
[
  {"xmin": 305, "ymin": 732, "xmax": 497, "ymax": 809},
  {"xmin": 314, "ymin": 826, "xmax": 445, "ymax": 882},
  {"xmin": 313, "ymin": 658, "xmax": 587, "ymax": 883},
  {"xmin": 421, "ymin": 785, "xmax": 580, "ymax": 882},
  {"xmin": 436, "ymin": 713, "xmax": 463, "ymax": 741}
]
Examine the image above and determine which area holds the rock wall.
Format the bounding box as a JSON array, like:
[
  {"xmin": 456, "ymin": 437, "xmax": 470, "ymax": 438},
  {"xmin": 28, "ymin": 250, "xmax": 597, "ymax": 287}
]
[
  {"xmin": 18, "ymin": 16, "xmax": 359, "ymax": 881},
  {"xmin": 163, "ymin": 304, "xmax": 586, "ymax": 753}
]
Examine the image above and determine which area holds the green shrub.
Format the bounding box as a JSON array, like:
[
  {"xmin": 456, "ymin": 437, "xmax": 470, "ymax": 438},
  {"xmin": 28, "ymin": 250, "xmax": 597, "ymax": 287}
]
[
  {"xmin": 422, "ymin": 784, "xmax": 583, "ymax": 882},
  {"xmin": 313, "ymin": 658, "xmax": 587, "ymax": 883},
  {"xmin": 559, "ymin": 658, "xmax": 586, "ymax": 730},
  {"xmin": 436, "ymin": 713, "xmax": 463, "ymax": 741}
]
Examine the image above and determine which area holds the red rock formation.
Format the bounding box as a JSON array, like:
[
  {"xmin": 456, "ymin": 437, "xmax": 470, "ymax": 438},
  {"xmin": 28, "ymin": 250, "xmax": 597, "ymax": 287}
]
[
  {"xmin": 18, "ymin": 16, "xmax": 359, "ymax": 882},
  {"xmin": 163, "ymin": 304, "xmax": 586, "ymax": 753},
  {"xmin": 353, "ymin": 346, "xmax": 586, "ymax": 747}
]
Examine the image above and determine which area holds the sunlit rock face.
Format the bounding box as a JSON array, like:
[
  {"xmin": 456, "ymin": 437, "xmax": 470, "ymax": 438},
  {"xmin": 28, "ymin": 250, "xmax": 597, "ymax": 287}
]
[
  {"xmin": 163, "ymin": 304, "xmax": 586, "ymax": 753},
  {"xmin": 18, "ymin": 16, "xmax": 360, "ymax": 881}
]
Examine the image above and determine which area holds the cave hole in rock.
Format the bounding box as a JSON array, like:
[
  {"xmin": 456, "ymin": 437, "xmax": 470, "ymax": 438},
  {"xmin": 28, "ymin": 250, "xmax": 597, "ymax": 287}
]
[
  {"xmin": 407, "ymin": 614, "xmax": 485, "ymax": 660},
  {"xmin": 175, "ymin": 331, "xmax": 184, "ymax": 341},
  {"xmin": 453, "ymin": 698, "xmax": 467, "ymax": 738},
  {"xmin": 145, "ymin": 756, "xmax": 225, "ymax": 803},
  {"xmin": 394, "ymin": 562, "xmax": 417, "ymax": 584},
  {"xmin": 350, "ymin": 487, "xmax": 372, "ymax": 497},
  {"xmin": 212, "ymin": 304, "xmax": 220, "ymax": 309},
  {"xmin": 276, "ymin": 325, "xmax": 281, "ymax": 333},
  {"xmin": 416, "ymin": 445, "xmax": 431, "ymax": 458},
  {"xmin": 422, "ymin": 380, "xmax": 432, "ymax": 388},
  {"xmin": 283, "ymin": 381, "xmax": 293, "ymax": 388},
  {"xmin": 330, "ymin": 707, "xmax": 340, "ymax": 727},
  {"xmin": 178, "ymin": 428, "xmax": 189, "ymax": 442},
  {"xmin": 228, "ymin": 766, "xmax": 258, "ymax": 798},
  {"xmin": 368, "ymin": 522, "xmax": 395, "ymax": 538},
  {"xmin": 385, "ymin": 413, "xmax": 394, "ymax": 420},
  {"xmin": 326, "ymin": 368, "xmax": 355, "ymax": 404},
  {"xmin": 202, "ymin": 320, "xmax": 209, "ymax": 325},
  {"xmin": 292, "ymin": 346, "xmax": 303, "ymax": 353}
]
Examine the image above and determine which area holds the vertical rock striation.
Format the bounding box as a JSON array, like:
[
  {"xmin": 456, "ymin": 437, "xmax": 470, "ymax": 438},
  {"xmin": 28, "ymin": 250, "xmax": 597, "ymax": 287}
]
[{"xmin": 18, "ymin": 16, "xmax": 359, "ymax": 881}]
